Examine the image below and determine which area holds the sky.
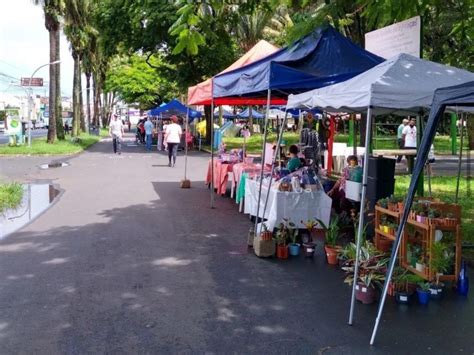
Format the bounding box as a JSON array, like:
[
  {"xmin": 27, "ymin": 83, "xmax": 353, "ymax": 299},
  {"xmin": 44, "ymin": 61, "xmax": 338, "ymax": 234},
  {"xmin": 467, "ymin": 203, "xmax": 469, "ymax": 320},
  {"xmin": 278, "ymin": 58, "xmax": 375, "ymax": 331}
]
[{"xmin": 0, "ymin": 0, "xmax": 74, "ymax": 98}]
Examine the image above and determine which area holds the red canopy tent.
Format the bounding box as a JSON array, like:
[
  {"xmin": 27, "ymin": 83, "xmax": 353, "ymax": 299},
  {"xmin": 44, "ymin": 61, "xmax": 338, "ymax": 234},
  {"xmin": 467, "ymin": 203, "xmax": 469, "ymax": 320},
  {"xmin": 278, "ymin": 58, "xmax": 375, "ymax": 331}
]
[{"xmin": 187, "ymin": 40, "xmax": 286, "ymax": 105}]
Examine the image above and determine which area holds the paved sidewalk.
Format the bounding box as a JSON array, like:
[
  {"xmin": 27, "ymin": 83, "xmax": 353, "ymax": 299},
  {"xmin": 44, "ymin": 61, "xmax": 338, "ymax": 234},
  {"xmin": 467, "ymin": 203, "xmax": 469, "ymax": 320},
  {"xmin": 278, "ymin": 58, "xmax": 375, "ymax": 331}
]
[{"xmin": 0, "ymin": 137, "xmax": 473, "ymax": 353}]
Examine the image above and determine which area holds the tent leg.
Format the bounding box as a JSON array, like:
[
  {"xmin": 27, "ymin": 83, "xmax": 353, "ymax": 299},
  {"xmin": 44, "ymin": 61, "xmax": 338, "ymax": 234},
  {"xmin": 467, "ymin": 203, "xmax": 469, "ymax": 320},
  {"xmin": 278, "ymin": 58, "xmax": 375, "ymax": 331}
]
[
  {"xmin": 254, "ymin": 89, "xmax": 271, "ymax": 236},
  {"xmin": 184, "ymin": 107, "xmax": 189, "ymax": 181},
  {"xmin": 456, "ymin": 113, "xmax": 465, "ymax": 203},
  {"xmin": 210, "ymin": 100, "xmax": 215, "ymax": 209},
  {"xmin": 261, "ymin": 111, "xmax": 289, "ymax": 225},
  {"xmin": 348, "ymin": 106, "xmax": 373, "ymax": 326}
]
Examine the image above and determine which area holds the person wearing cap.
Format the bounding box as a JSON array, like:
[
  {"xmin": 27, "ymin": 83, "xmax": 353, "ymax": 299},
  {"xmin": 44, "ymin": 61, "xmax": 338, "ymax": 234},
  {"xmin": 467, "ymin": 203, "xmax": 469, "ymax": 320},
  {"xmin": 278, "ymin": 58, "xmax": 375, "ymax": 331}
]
[
  {"xmin": 109, "ymin": 113, "xmax": 124, "ymax": 154},
  {"xmin": 164, "ymin": 115, "xmax": 182, "ymax": 167}
]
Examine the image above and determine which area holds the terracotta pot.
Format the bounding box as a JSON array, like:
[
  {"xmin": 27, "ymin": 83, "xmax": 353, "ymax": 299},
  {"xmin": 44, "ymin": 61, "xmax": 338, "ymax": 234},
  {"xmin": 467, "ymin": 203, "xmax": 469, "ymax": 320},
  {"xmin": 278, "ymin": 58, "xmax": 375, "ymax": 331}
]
[
  {"xmin": 276, "ymin": 245, "xmax": 289, "ymax": 259},
  {"xmin": 355, "ymin": 283, "xmax": 376, "ymax": 304},
  {"xmin": 325, "ymin": 245, "xmax": 339, "ymax": 265},
  {"xmin": 444, "ymin": 218, "xmax": 457, "ymax": 227},
  {"xmin": 397, "ymin": 202, "xmax": 405, "ymax": 212},
  {"xmin": 387, "ymin": 281, "xmax": 395, "ymax": 297}
]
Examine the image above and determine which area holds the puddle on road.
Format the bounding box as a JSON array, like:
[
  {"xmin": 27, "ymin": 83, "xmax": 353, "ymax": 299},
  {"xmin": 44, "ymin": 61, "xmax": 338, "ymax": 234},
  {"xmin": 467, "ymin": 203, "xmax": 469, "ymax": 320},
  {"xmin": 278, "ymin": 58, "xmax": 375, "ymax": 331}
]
[
  {"xmin": 0, "ymin": 184, "xmax": 60, "ymax": 239},
  {"xmin": 40, "ymin": 162, "xmax": 70, "ymax": 169}
]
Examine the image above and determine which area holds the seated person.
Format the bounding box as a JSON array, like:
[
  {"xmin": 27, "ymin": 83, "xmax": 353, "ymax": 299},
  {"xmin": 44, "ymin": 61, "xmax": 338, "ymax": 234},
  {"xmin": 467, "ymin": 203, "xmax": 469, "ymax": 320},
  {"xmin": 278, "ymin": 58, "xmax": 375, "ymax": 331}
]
[
  {"xmin": 287, "ymin": 144, "xmax": 302, "ymax": 172},
  {"xmin": 327, "ymin": 155, "xmax": 359, "ymax": 213}
]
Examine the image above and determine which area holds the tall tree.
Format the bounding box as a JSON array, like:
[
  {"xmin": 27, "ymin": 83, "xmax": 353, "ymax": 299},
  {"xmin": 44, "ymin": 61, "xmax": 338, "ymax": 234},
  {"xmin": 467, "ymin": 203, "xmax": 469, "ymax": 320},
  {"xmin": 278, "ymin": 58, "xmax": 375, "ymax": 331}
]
[
  {"xmin": 34, "ymin": 0, "xmax": 65, "ymax": 142},
  {"xmin": 63, "ymin": 0, "xmax": 93, "ymax": 136}
]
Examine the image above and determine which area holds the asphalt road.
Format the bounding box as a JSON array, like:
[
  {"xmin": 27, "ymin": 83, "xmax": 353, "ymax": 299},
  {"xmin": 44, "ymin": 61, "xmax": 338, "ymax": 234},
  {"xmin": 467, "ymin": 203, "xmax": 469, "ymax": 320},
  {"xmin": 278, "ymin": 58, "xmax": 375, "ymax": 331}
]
[
  {"xmin": 0, "ymin": 128, "xmax": 48, "ymax": 144},
  {"xmin": 0, "ymin": 135, "xmax": 473, "ymax": 353}
]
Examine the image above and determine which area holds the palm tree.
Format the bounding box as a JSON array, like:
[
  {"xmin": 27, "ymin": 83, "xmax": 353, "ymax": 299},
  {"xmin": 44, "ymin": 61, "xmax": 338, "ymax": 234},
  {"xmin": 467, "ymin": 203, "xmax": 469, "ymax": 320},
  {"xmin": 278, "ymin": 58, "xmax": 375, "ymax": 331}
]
[
  {"xmin": 33, "ymin": 0, "xmax": 65, "ymax": 142},
  {"xmin": 63, "ymin": 0, "xmax": 94, "ymax": 136}
]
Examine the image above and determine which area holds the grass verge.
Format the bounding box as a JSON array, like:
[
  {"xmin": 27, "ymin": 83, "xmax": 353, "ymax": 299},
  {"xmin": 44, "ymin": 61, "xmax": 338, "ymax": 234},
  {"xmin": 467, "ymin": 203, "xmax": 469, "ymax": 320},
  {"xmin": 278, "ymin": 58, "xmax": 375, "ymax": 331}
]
[
  {"xmin": 0, "ymin": 133, "xmax": 101, "ymax": 155},
  {"xmin": 0, "ymin": 182, "xmax": 24, "ymax": 214}
]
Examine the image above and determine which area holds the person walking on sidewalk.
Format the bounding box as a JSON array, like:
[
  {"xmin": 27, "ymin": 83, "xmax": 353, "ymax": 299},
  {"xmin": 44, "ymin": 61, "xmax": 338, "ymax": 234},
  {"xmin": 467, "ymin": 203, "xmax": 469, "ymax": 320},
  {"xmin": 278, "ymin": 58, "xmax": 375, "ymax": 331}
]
[
  {"xmin": 144, "ymin": 117, "xmax": 154, "ymax": 151},
  {"xmin": 109, "ymin": 113, "xmax": 124, "ymax": 154},
  {"xmin": 402, "ymin": 118, "xmax": 417, "ymax": 172},
  {"xmin": 164, "ymin": 115, "xmax": 182, "ymax": 167},
  {"xmin": 396, "ymin": 118, "xmax": 409, "ymax": 163}
]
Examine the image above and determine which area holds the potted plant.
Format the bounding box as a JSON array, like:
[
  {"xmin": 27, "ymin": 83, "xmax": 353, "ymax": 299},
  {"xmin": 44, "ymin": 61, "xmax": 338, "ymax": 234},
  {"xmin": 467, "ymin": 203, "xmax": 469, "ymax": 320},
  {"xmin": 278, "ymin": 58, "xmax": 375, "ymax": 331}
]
[
  {"xmin": 393, "ymin": 271, "xmax": 422, "ymax": 304},
  {"xmin": 343, "ymin": 246, "xmax": 388, "ymax": 304},
  {"xmin": 301, "ymin": 219, "xmax": 317, "ymax": 257},
  {"xmin": 388, "ymin": 195, "xmax": 399, "ymax": 212},
  {"xmin": 427, "ymin": 208, "xmax": 443, "ymax": 226},
  {"xmin": 416, "ymin": 255, "xmax": 426, "ymax": 274},
  {"xmin": 260, "ymin": 223, "xmax": 273, "ymax": 241},
  {"xmin": 288, "ymin": 227, "xmax": 300, "ymax": 256},
  {"xmin": 429, "ymin": 242, "xmax": 450, "ymax": 299},
  {"xmin": 273, "ymin": 224, "xmax": 289, "ymax": 259},
  {"xmin": 444, "ymin": 212, "xmax": 457, "ymax": 227},
  {"xmin": 397, "ymin": 196, "xmax": 405, "ymax": 212},
  {"xmin": 377, "ymin": 197, "xmax": 388, "ymax": 209},
  {"xmin": 416, "ymin": 281, "xmax": 431, "ymax": 305},
  {"xmin": 316, "ymin": 216, "xmax": 340, "ymax": 265}
]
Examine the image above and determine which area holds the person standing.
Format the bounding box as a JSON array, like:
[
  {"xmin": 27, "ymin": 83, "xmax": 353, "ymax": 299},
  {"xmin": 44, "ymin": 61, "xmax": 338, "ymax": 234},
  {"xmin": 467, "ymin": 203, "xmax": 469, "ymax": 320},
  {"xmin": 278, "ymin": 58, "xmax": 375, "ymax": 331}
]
[
  {"xmin": 164, "ymin": 115, "xmax": 182, "ymax": 167},
  {"xmin": 109, "ymin": 113, "xmax": 124, "ymax": 154},
  {"xmin": 144, "ymin": 117, "xmax": 154, "ymax": 151},
  {"xmin": 402, "ymin": 118, "xmax": 417, "ymax": 172},
  {"xmin": 396, "ymin": 118, "xmax": 409, "ymax": 163}
]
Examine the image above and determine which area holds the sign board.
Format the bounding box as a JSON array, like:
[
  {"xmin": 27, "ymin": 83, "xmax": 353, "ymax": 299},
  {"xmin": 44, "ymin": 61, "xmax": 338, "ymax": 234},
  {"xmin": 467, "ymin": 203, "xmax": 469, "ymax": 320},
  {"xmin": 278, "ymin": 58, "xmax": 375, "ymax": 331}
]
[
  {"xmin": 21, "ymin": 77, "xmax": 44, "ymax": 87},
  {"xmin": 365, "ymin": 16, "xmax": 421, "ymax": 59}
]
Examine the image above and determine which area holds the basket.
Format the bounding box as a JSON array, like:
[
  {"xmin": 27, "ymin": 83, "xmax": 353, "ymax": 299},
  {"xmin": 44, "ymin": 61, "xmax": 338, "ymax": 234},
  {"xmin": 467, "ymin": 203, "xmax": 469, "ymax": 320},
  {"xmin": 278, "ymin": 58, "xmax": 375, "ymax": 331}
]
[{"xmin": 253, "ymin": 237, "xmax": 275, "ymax": 257}]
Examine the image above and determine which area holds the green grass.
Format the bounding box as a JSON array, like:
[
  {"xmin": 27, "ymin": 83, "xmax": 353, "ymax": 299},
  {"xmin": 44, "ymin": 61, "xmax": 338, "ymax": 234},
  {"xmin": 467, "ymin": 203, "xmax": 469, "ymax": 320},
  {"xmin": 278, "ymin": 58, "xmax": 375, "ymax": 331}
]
[
  {"xmin": 394, "ymin": 176, "xmax": 473, "ymax": 244},
  {"xmin": 0, "ymin": 133, "xmax": 101, "ymax": 155},
  {"xmin": 0, "ymin": 182, "xmax": 24, "ymax": 214},
  {"xmin": 224, "ymin": 133, "xmax": 469, "ymax": 155}
]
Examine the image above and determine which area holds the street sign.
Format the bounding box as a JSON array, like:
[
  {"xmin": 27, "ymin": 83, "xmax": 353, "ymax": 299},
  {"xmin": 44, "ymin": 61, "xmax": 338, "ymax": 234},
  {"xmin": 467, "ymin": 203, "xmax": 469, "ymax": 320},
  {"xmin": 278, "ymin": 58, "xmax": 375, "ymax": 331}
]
[{"xmin": 21, "ymin": 77, "xmax": 44, "ymax": 87}]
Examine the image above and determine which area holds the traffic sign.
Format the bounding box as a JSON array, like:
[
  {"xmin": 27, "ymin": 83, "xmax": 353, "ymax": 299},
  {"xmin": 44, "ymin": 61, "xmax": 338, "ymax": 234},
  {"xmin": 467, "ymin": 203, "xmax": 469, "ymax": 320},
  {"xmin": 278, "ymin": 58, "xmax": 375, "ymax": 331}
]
[{"xmin": 21, "ymin": 77, "xmax": 44, "ymax": 87}]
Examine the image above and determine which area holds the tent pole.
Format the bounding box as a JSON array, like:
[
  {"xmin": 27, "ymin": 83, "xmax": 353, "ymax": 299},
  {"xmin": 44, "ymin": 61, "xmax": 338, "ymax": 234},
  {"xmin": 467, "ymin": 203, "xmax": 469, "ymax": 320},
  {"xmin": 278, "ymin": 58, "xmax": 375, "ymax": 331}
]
[
  {"xmin": 210, "ymin": 99, "xmax": 215, "ymax": 209},
  {"xmin": 254, "ymin": 89, "xmax": 272, "ymax": 236},
  {"xmin": 456, "ymin": 112, "xmax": 465, "ymax": 203},
  {"xmin": 348, "ymin": 106, "xmax": 373, "ymax": 325},
  {"xmin": 261, "ymin": 110, "xmax": 289, "ymax": 227},
  {"xmin": 184, "ymin": 107, "xmax": 189, "ymax": 181}
]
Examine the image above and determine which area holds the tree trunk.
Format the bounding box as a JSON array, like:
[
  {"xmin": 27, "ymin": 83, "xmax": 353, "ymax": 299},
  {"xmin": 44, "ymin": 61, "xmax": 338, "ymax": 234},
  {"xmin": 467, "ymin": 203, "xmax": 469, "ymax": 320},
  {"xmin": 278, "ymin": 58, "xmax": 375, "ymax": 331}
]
[
  {"xmin": 86, "ymin": 73, "xmax": 91, "ymax": 132},
  {"xmin": 468, "ymin": 116, "xmax": 474, "ymax": 150},
  {"xmin": 93, "ymin": 73, "xmax": 101, "ymax": 127},
  {"xmin": 47, "ymin": 27, "xmax": 58, "ymax": 143},
  {"xmin": 248, "ymin": 106, "xmax": 254, "ymax": 134},
  {"xmin": 55, "ymin": 30, "xmax": 65, "ymax": 141},
  {"xmin": 80, "ymin": 82, "xmax": 85, "ymax": 132},
  {"xmin": 71, "ymin": 55, "xmax": 81, "ymax": 137}
]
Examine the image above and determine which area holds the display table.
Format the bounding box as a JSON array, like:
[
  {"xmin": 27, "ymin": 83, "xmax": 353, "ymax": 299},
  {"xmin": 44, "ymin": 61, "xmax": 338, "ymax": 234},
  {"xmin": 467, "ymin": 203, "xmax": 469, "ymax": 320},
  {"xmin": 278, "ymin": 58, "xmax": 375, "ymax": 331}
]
[
  {"xmin": 232, "ymin": 162, "xmax": 263, "ymax": 199},
  {"xmin": 244, "ymin": 178, "xmax": 332, "ymax": 231},
  {"xmin": 205, "ymin": 159, "xmax": 236, "ymax": 195}
]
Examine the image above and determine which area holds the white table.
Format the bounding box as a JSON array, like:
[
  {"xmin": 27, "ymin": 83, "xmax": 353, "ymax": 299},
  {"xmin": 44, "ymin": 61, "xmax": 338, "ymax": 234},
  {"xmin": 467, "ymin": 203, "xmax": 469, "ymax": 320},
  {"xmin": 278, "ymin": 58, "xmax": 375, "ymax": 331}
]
[{"xmin": 244, "ymin": 178, "xmax": 332, "ymax": 231}]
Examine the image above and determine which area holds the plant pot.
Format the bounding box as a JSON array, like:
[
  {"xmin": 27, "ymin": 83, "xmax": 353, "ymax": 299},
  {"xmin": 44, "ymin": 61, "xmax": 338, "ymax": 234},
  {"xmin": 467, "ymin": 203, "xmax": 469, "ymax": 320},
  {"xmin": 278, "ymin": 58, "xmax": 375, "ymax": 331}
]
[
  {"xmin": 289, "ymin": 243, "xmax": 300, "ymax": 256},
  {"xmin": 302, "ymin": 242, "xmax": 316, "ymax": 258},
  {"xmin": 444, "ymin": 218, "xmax": 457, "ymax": 227},
  {"xmin": 430, "ymin": 218, "xmax": 444, "ymax": 226},
  {"xmin": 416, "ymin": 288, "xmax": 431, "ymax": 305},
  {"xmin": 378, "ymin": 237, "xmax": 392, "ymax": 252},
  {"xmin": 325, "ymin": 245, "xmax": 339, "ymax": 265},
  {"xmin": 397, "ymin": 202, "xmax": 405, "ymax": 212},
  {"xmin": 253, "ymin": 237, "xmax": 275, "ymax": 257},
  {"xmin": 395, "ymin": 291, "xmax": 410, "ymax": 304},
  {"xmin": 416, "ymin": 215, "xmax": 427, "ymax": 224},
  {"xmin": 429, "ymin": 284, "xmax": 444, "ymax": 299},
  {"xmin": 355, "ymin": 283, "xmax": 376, "ymax": 304},
  {"xmin": 388, "ymin": 281, "xmax": 395, "ymax": 297},
  {"xmin": 260, "ymin": 230, "xmax": 273, "ymax": 241},
  {"xmin": 388, "ymin": 202, "xmax": 398, "ymax": 212},
  {"xmin": 415, "ymin": 262, "xmax": 426, "ymax": 273},
  {"xmin": 276, "ymin": 245, "xmax": 289, "ymax": 259}
]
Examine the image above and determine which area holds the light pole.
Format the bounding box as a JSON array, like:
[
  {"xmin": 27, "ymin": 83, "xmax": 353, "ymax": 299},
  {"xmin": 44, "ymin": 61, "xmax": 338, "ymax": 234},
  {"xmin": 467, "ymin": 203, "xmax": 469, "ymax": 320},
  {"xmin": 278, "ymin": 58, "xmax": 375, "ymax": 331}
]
[{"xmin": 27, "ymin": 60, "xmax": 61, "ymax": 147}]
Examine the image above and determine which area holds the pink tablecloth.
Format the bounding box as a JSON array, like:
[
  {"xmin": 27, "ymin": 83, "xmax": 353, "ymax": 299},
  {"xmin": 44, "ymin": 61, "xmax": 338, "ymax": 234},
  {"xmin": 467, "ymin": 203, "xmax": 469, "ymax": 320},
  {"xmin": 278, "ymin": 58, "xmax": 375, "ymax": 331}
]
[
  {"xmin": 232, "ymin": 163, "xmax": 261, "ymax": 192},
  {"xmin": 206, "ymin": 160, "xmax": 235, "ymax": 195}
]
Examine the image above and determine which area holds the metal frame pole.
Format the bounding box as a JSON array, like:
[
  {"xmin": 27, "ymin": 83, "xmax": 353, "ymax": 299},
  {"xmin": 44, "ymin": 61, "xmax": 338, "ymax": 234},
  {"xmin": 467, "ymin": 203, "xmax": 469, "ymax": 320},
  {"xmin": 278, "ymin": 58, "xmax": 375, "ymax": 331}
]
[
  {"xmin": 184, "ymin": 107, "xmax": 189, "ymax": 181},
  {"xmin": 455, "ymin": 112, "xmax": 464, "ymax": 202},
  {"xmin": 253, "ymin": 89, "xmax": 272, "ymax": 236},
  {"xmin": 348, "ymin": 106, "xmax": 373, "ymax": 325},
  {"xmin": 210, "ymin": 100, "xmax": 215, "ymax": 209}
]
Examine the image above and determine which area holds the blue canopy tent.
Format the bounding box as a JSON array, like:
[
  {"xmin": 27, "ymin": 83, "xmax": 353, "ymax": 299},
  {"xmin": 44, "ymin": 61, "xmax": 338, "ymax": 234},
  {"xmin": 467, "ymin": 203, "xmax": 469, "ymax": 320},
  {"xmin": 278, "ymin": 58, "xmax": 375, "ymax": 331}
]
[
  {"xmin": 212, "ymin": 25, "xmax": 383, "ymax": 236},
  {"xmin": 213, "ymin": 25, "xmax": 383, "ymax": 99},
  {"xmin": 237, "ymin": 108, "xmax": 265, "ymax": 119},
  {"xmin": 148, "ymin": 99, "xmax": 202, "ymax": 120},
  {"xmin": 213, "ymin": 109, "xmax": 236, "ymax": 119}
]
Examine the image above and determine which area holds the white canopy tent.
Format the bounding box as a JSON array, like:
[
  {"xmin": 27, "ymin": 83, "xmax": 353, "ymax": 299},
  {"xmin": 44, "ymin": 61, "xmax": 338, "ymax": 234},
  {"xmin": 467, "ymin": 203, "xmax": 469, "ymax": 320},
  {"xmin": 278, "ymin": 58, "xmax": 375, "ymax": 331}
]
[
  {"xmin": 286, "ymin": 53, "xmax": 474, "ymax": 342},
  {"xmin": 287, "ymin": 53, "xmax": 474, "ymax": 115}
]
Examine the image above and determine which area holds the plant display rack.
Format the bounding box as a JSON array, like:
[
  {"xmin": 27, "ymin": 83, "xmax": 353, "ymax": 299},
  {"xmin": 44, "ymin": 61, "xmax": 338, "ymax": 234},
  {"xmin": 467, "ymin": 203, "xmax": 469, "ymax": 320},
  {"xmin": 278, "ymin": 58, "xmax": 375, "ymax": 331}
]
[{"xmin": 374, "ymin": 202, "xmax": 462, "ymax": 283}]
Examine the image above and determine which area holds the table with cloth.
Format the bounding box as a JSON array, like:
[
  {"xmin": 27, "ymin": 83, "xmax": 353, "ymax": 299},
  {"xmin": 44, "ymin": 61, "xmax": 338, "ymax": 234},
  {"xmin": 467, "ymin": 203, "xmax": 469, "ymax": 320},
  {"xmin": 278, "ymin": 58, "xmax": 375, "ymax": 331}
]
[
  {"xmin": 232, "ymin": 162, "xmax": 265, "ymax": 202},
  {"xmin": 244, "ymin": 178, "xmax": 332, "ymax": 231},
  {"xmin": 205, "ymin": 159, "xmax": 236, "ymax": 195}
]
